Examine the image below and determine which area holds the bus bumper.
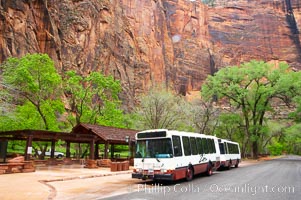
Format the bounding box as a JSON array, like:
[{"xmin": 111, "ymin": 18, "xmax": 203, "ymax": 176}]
[{"xmin": 132, "ymin": 173, "xmax": 174, "ymax": 181}]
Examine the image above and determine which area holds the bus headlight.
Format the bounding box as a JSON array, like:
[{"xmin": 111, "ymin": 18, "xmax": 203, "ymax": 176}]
[{"xmin": 136, "ymin": 168, "xmax": 142, "ymax": 173}]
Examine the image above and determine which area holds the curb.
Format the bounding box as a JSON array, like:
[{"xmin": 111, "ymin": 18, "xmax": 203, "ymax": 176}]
[
  {"xmin": 39, "ymin": 170, "xmax": 132, "ymax": 200},
  {"xmin": 40, "ymin": 170, "xmax": 132, "ymax": 183}
]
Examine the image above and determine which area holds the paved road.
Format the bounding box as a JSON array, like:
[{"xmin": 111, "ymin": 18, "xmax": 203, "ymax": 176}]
[{"xmin": 102, "ymin": 155, "xmax": 301, "ymax": 200}]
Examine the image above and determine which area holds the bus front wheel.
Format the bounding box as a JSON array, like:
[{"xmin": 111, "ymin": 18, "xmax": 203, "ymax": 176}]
[{"xmin": 227, "ymin": 160, "xmax": 232, "ymax": 170}]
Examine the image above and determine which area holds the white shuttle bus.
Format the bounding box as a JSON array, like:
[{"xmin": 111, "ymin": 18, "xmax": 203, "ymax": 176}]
[
  {"xmin": 132, "ymin": 129, "xmax": 221, "ymax": 181},
  {"xmin": 218, "ymin": 138, "xmax": 241, "ymax": 169}
]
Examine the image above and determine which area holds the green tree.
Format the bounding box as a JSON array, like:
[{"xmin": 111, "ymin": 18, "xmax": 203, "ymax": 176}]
[
  {"xmin": 214, "ymin": 112, "xmax": 249, "ymax": 156},
  {"xmin": 0, "ymin": 53, "xmax": 64, "ymax": 131},
  {"xmin": 283, "ymin": 124, "xmax": 301, "ymax": 155},
  {"xmin": 63, "ymin": 70, "xmax": 125, "ymax": 127},
  {"xmin": 0, "ymin": 82, "xmax": 17, "ymax": 131},
  {"xmin": 1, "ymin": 54, "xmax": 65, "ymax": 159},
  {"xmin": 133, "ymin": 87, "xmax": 188, "ymax": 130},
  {"xmin": 187, "ymin": 99, "xmax": 220, "ymax": 134},
  {"xmin": 202, "ymin": 60, "xmax": 301, "ymax": 158}
]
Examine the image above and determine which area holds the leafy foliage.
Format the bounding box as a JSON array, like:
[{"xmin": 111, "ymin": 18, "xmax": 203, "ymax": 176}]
[
  {"xmin": 186, "ymin": 99, "xmax": 220, "ymax": 134},
  {"xmin": 267, "ymin": 142, "xmax": 284, "ymax": 156},
  {"xmin": 133, "ymin": 87, "xmax": 188, "ymax": 130},
  {"xmin": 0, "ymin": 53, "xmax": 64, "ymax": 131},
  {"xmin": 202, "ymin": 60, "xmax": 301, "ymax": 158},
  {"xmin": 2, "ymin": 54, "xmax": 301, "ymax": 158},
  {"xmin": 283, "ymin": 124, "xmax": 301, "ymax": 155},
  {"xmin": 63, "ymin": 70, "xmax": 126, "ymax": 128}
]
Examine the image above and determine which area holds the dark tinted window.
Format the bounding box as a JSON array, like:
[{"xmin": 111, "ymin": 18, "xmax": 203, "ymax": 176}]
[
  {"xmin": 235, "ymin": 144, "xmax": 239, "ymax": 154},
  {"xmin": 137, "ymin": 131, "xmax": 166, "ymax": 138},
  {"xmin": 227, "ymin": 143, "xmax": 240, "ymax": 154},
  {"xmin": 225, "ymin": 143, "xmax": 228, "ymax": 154},
  {"xmin": 228, "ymin": 143, "xmax": 232, "ymax": 154},
  {"xmin": 182, "ymin": 136, "xmax": 191, "ymax": 156},
  {"xmin": 202, "ymin": 138, "xmax": 209, "ymax": 154},
  {"xmin": 190, "ymin": 137, "xmax": 198, "ymax": 155},
  {"xmin": 207, "ymin": 138, "xmax": 215, "ymax": 153},
  {"xmin": 211, "ymin": 139, "xmax": 216, "ymax": 153},
  {"xmin": 172, "ymin": 136, "xmax": 183, "ymax": 157},
  {"xmin": 219, "ymin": 143, "xmax": 225, "ymax": 154},
  {"xmin": 196, "ymin": 138, "xmax": 203, "ymax": 154}
]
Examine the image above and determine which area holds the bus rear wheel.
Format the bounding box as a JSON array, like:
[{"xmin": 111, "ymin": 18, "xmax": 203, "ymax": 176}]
[
  {"xmin": 206, "ymin": 164, "xmax": 213, "ymax": 176},
  {"xmin": 186, "ymin": 167, "xmax": 194, "ymax": 181},
  {"xmin": 227, "ymin": 160, "xmax": 232, "ymax": 170},
  {"xmin": 235, "ymin": 159, "xmax": 239, "ymax": 168}
]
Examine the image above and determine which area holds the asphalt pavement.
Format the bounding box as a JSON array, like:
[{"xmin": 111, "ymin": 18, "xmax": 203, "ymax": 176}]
[
  {"xmin": 0, "ymin": 156, "xmax": 299, "ymax": 200},
  {"xmin": 103, "ymin": 155, "xmax": 301, "ymax": 200}
]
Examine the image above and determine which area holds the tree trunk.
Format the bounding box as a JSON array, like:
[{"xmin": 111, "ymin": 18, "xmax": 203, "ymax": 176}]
[{"xmin": 252, "ymin": 141, "xmax": 259, "ymax": 159}]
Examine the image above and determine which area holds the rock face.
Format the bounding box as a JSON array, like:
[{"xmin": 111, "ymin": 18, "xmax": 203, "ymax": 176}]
[
  {"xmin": 209, "ymin": 0, "xmax": 301, "ymax": 70},
  {"xmin": 0, "ymin": 0, "xmax": 301, "ymax": 108}
]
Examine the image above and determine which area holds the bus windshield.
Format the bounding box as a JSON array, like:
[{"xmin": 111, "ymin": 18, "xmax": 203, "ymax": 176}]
[{"xmin": 135, "ymin": 138, "xmax": 173, "ymax": 158}]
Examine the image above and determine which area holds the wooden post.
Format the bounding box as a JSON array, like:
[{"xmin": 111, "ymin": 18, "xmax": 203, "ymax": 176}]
[
  {"xmin": 104, "ymin": 142, "xmax": 109, "ymax": 159},
  {"xmin": 66, "ymin": 141, "xmax": 71, "ymax": 158},
  {"xmin": 110, "ymin": 144, "xmax": 115, "ymax": 159},
  {"xmin": 50, "ymin": 140, "xmax": 55, "ymax": 158},
  {"xmin": 94, "ymin": 143, "xmax": 99, "ymax": 159},
  {"xmin": 63, "ymin": 141, "xmax": 73, "ymax": 165},
  {"xmin": 25, "ymin": 135, "xmax": 33, "ymax": 161},
  {"xmin": 89, "ymin": 139, "xmax": 95, "ymax": 160},
  {"xmin": 130, "ymin": 141, "xmax": 135, "ymax": 159}
]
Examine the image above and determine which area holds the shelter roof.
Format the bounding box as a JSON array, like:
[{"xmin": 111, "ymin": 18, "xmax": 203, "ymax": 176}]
[
  {"xmin": 71, "ymin": 123, "xmax": 138, "ymax": 144},
  {"xmin": 0, "ymin": 129, "xmax": 95, "ymax": 143},
  {"xmin": 0, "ymin": 124, "xmax": 139, "ymax": 144}
]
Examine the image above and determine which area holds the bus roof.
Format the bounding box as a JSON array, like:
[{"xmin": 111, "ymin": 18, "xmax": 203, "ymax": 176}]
[
  {"xmin": 136, "ymin": 129, "xmax": 217, "ymax": 140},
  {"xmin": 218, "ymin": 138, "xmax": 239, "ymax": 145}
]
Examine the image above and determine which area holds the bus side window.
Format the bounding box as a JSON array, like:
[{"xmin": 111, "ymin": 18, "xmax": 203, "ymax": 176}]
[
  {"xmin": 229, "ymin": 143, "xmax": 237, "ymax": 154},
  {"xmin": 172, "ymin": 136, "xmax": 183, "ymax": 157},
  {"xmin": 225, "ymin": 143, "xmax": 229, "ymax": 154},
  {"xmin": 211, "ymin": 139, "xmax": 216, "ymax": 153},
  {"xmin": 202, "ymin": 138, "xmax": 209, "ymax": 154},
  {"xmin": 196, "ymin": 138, "xmax": 203, "ymax": 154},
  {"xmin": 190, "ymin": 137, "xmax": 198, "ymax": 155},
  {"xmin": 182, "ymin": 136, "xmax": 192, "ymax": 156},
  {"xmin": 229, "ymin": 143, "xmax": 233, "ymax": 154},
  {"xmin": 219, "ymin": 143, "xmax": 225, "ymax": 154},
  {"xmin": 207, "ymin": 138, "xmax": 213, "ymax": 154},
  {"xmin": 235, "ymin": 144, "xmax": 239, "ymax": 154}
]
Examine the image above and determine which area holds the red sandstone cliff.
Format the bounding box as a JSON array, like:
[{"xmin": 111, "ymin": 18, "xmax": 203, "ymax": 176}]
[
  {"xmin": 0, "ymin": 0, "xmax": 301, "ymax": 108},
  {"xmin": 209, "ymin": 0, "xmax": 301, "ymax": 70}
]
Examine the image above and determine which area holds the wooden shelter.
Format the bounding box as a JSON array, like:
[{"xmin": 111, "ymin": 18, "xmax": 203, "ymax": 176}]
[
  {"xmin": 0, "ymin": 123, "xmax": 138, "ymax": 162},
  {"xmin": 71, "ymin": 123, "xmax": 138, "ymax": 160}
]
